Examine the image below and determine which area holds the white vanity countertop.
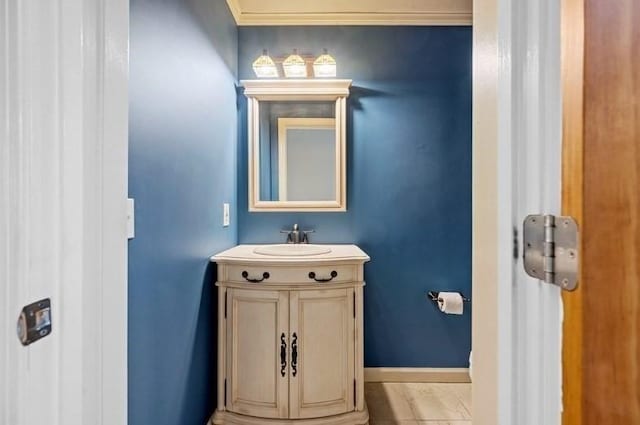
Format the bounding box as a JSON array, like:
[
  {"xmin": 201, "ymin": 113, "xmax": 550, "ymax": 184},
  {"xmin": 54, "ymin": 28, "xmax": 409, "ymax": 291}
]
[{"xmin": 211, "ymin": 244, "xmax": 370, "ymax": 264}]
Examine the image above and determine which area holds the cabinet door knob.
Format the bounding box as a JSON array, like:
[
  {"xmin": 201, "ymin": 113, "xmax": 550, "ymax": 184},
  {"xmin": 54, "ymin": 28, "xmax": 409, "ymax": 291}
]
[
  {"xmin": 291, "ymin": 332, "xmax": 298, "ymax": 377},
  {"xmin": 308, "ymin": 270, "xmax": 338, "ymax": 282},
  {"xmin": 280, "ymin": 333, "xmax": 287, "ymax": 377},
  {"xmin": 242, "ymin": 271, "xmax": 270, "ymax": 283}
]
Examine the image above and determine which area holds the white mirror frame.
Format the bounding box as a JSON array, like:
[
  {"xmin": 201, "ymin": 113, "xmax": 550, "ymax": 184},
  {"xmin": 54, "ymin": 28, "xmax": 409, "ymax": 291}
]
[{"xmin": 242, "ymin": 79, "xmax": 352, "ymax": 212}]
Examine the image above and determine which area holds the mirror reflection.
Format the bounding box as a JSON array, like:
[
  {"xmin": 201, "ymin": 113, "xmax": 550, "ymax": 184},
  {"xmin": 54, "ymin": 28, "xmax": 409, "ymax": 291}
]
[{"xmin": 258, "ymin": 101, "xmax": 337, "ymax": 202}]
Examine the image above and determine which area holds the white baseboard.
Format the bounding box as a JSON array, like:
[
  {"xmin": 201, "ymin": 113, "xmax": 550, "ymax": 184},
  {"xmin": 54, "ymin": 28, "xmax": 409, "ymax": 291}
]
[{"xmin": 364, "ymin": 367, "xmax": 471, "ymax": 383}]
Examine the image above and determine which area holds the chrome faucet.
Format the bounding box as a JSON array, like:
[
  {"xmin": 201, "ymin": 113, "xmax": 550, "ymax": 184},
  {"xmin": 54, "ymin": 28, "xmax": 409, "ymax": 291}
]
[{"xmin": 280, "ymin": 224, "xmax": 314, "ymax": 244}]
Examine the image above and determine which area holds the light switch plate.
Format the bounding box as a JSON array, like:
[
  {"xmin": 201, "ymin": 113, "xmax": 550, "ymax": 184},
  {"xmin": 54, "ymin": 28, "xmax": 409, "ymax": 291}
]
[
  {"xmin": 223, "ymin": 203, "xmax": 230, "ymax": 227},
  {"xmin": 127, "ymin": 198, "xmax": 135, "ymax": 239}
]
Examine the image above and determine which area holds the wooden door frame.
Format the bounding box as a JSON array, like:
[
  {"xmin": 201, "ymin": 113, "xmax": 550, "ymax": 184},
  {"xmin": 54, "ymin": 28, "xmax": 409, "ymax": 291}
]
[
  {"xmin": 561, "ymin": 0, "xmax": 640, "ymax": 423},
  {"xmin": 560, "ymin": 0, "xmax": 584, "ymax": 424}
]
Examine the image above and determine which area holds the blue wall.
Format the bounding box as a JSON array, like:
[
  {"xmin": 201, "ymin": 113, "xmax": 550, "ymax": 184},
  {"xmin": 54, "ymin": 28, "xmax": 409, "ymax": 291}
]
[
  {"xmin": 238, "ymin": 27, "xmax": 472, "ymax": 367},
  {"xmin": 129, "ymin": 0, "xmax": 237, "ymax": 424}
]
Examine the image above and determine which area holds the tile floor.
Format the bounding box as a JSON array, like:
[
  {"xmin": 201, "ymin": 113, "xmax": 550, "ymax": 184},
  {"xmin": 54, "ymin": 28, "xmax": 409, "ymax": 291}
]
[{"xmin": 365, "ymin": 382, "xmax": 471, "ymax": 425}]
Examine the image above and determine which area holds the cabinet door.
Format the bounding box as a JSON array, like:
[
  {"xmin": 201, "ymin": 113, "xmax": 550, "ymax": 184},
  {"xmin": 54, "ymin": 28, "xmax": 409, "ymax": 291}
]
[
  {"xmin": 226, "ymin": 288, "xmax": 289, "ymax": 418},
  {"xmin": 289, "ymin": 288, "xmax": 355, "ymax": 419}
]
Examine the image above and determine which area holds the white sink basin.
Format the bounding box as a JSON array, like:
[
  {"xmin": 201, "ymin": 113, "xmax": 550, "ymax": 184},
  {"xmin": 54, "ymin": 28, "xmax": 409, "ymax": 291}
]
[{"xmin": 253, "ymin": 244, "xmax": 332, "ymax": 257}]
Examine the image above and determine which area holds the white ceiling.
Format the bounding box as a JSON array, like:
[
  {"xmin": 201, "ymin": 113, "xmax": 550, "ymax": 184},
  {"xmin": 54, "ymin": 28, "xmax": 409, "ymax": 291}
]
[{"xmin": 225, "ymin": 0, "xmax": 472, "ymax": 26}]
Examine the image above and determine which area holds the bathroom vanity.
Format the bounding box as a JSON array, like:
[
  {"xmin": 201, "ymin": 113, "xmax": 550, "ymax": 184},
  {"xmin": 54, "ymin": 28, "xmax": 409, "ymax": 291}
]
[{"xmin": 209, "ymin": 244, "xmax": 370, "ymax": 425}]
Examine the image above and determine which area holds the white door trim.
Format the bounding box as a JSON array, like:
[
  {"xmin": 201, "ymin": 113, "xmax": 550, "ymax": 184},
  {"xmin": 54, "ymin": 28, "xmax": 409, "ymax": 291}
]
[
  {"xmin": 1, "ymin": 0, "xmax": 128, "ymax": 423},
  {"xmin": 65, "ymin": 0, "xmax": 129, "ymax": 422},
  {"xmin": 473, "ymin": 1, "xmax": 562, "ymax": 424},
  {"xmin": 96, "ymin": 0, "xmax": 129, "ymax": 422}
]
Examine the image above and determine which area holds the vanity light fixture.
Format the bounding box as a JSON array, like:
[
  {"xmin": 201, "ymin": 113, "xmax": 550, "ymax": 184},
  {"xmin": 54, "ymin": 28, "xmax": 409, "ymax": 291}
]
[
  {"xmin": 252, "ymin": 49, "xmax": 279, "ymax": 78},
  {"xmin": 282, "ymin": 49, "xmax": 307, "ymax": 78},
  {"xmin": 313, "ymin": 49, "xmax": 337, "ymax": 78}
]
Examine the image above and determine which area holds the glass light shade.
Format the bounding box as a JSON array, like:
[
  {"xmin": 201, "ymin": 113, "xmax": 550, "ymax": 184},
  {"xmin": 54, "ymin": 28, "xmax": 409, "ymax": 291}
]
[
  {"xmin": 282, "ymin": 49, "xmax": 307, "ymax": 78},
  {"xmin": 313, "ymin": 49, "xmax": 337, "ymax": 78},
  {"xmin": 252, "ymin": 50, "xmax": 279, "ymax": 78}
]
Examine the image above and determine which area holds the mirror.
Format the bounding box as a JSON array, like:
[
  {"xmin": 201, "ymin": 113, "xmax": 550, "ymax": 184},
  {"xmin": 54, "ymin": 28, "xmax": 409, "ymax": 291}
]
[
  {"xmin": 257, "ymin": 100, "xmax": 336, "ymax": 202},
  {"xmin": 276, "ymin": 117, "xmax": 336, "ymax": 202},
  {"xmin": 244, "ymin": 79, "xmax": 351, "ymax": 212}
]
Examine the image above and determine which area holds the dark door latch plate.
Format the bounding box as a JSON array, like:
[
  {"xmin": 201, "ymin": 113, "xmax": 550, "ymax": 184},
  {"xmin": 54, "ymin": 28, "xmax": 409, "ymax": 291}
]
[{"xmin": 17, "ymin": 298, "xmax": 52, "ymax": 346}]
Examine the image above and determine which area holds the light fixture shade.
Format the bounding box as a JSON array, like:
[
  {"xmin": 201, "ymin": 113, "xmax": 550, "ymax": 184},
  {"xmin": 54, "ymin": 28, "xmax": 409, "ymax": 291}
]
[
  {"xmin": 313, "ymin": 49, "xmax": 337, "ymax": 78},
  {"xmin": 252, "ymin": 50, "xmax": 279, "ymax": 78},
  {"xmin": 282, "ymin": 49, "xmax": 307, "ymax": 78}
]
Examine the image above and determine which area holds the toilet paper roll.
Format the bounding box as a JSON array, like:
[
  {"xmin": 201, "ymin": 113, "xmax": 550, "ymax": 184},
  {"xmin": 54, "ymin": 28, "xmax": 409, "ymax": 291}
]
[{"xmin": 437, "ymin": 292, "xmax": 464, "ymax": 315}]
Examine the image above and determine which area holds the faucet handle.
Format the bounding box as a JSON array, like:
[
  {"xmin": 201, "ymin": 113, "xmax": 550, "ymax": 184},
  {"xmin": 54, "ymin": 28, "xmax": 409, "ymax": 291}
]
[
  {"xmin": 280, "ymin": 224, "xmax": 311, "ymax": 244},
  {"xmin": 301, "ymin": 229, "xmax": 315, "ymax": 244},
  {"xmin": 280, "ymin": 224, "xmax": 299, "ymax": 244}
]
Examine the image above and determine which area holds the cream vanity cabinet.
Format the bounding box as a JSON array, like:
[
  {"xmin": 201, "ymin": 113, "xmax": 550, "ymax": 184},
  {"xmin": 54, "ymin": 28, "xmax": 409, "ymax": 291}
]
[{"xmin": 210, "ymin": 244, "xmax": 370, "ymax": 425}]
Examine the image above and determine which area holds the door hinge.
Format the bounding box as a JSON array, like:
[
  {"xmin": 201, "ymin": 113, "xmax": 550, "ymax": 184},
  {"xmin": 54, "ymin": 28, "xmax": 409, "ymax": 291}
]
[
  {"xmin": 224, "ymin": 291, "xmax": 227, "ymax": 319},
  {"xmin": 523, "ymin": 214, "xmax": 579, "ymax": 291},
  {"xmin": 224, "ymin": 379, "xmax": 227, "ymax": 406}
]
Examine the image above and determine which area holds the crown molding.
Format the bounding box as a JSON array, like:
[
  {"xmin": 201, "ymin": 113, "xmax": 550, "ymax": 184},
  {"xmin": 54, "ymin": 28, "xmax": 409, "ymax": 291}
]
[
  {"xmin": 225, "ymin": 0, "xmax": 242, "ymax": 24},
  {"xmin": 225, "ymin": 1, "xmax": 472, "ymax": 26},
  {"xmin": 236, "ymin": 12, "xmax": 471, "ymax": 26}
]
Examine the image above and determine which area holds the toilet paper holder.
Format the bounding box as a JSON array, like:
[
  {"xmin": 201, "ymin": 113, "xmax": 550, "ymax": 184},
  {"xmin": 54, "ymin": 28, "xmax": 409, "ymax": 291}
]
[{"xmin": 427, "ymin": 291, "xmax": 471, "ymax": 303}]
